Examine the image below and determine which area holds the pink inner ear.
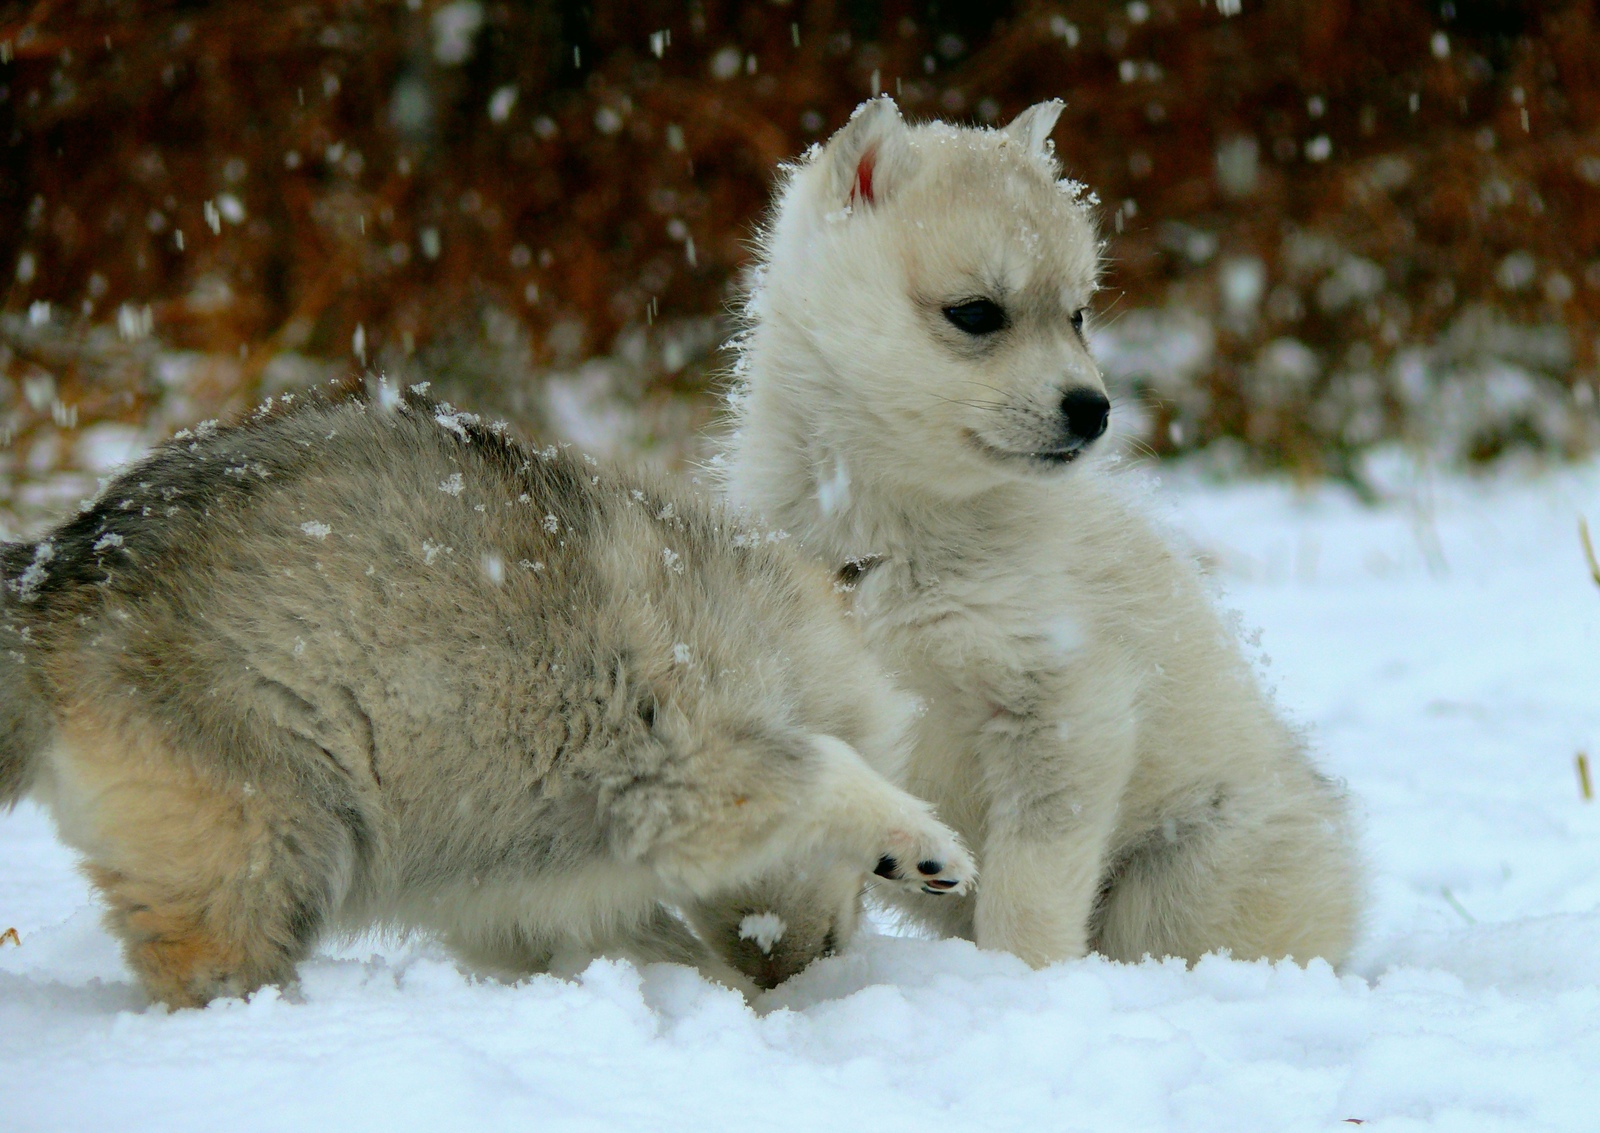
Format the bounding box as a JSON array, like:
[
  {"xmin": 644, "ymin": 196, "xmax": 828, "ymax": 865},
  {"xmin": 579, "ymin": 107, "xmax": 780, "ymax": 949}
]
[{"xmin": 851, "ymin": 149, "xmax": 877, "ymax": 206}]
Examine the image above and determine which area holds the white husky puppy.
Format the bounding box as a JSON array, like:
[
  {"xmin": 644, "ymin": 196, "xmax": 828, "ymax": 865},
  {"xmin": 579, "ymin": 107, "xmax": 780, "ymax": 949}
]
[{"xmin": 719, "ymin": 97, "xmax": 1361, "ymax": 968}]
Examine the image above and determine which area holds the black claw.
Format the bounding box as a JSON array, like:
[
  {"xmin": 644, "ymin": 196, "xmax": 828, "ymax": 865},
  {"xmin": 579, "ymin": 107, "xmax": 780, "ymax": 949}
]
[
  {"xmin": 874, "ymin": 855, "xmax": 899, "ymax": 879},
  {"xmin": 916, "ymin": 860, "xmax": 942, "ymax": 875},
  {"xmin": 923, "ymin": 878, "xmax": 959, "ymax": 890}
]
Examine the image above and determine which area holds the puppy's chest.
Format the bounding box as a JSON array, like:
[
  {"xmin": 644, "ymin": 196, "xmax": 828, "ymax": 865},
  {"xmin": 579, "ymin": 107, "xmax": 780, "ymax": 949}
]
[{"xmin": 854, "ymin": 557, "xmax": 1089, "ymax": 717}]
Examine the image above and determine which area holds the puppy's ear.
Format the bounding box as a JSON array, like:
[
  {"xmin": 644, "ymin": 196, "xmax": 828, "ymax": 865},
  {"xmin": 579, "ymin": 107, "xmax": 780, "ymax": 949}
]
[
  {"xmin": 1003, "ymin": 99, "xmax": 1064, "ymax": 161},
  {"xmin": 819, "ymin": 96, "xmax": 913, "ymax": 210}
]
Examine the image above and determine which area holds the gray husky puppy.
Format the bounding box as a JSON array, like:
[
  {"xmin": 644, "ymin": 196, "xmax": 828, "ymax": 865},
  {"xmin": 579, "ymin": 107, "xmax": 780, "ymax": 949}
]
[
  {"xmin": 720, "ymin": 98, "xmax": 1360, "ymax": 968},
  {"xmin": 0, "ymin": 389, "xmax": 972, "ymax": 1006}
]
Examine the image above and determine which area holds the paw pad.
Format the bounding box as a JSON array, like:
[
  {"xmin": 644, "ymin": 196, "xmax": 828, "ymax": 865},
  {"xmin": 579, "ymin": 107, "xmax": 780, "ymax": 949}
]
[{"xmin": 872, "ymin": 826, "xmax": 974, "ymax": 898}]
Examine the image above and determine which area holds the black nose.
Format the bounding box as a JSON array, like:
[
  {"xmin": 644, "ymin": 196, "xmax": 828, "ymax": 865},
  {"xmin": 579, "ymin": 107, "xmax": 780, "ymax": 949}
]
[{"xmin": 1061, "ymin": 388, "xmax": 1110, "ymax": 443}]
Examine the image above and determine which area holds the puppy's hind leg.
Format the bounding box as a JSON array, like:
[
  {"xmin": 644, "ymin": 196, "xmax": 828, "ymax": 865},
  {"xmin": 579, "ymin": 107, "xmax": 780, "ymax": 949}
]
[
  {"xmin": 49, "ymin": 711, "xmax": 363, "ymax": 1007},
  {"xmin": 1092, "ymin": 780, "xmax": 1361, "ymax": 966}
]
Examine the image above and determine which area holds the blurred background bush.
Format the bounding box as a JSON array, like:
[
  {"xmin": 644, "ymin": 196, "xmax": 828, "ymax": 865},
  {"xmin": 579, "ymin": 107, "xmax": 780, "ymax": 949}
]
[{"xmin": 2, "ymin": 0, "xmax": 1597, "ymax": 524}]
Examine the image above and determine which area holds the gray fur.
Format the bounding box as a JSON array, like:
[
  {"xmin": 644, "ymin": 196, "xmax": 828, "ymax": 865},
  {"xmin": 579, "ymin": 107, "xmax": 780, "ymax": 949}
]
[{"xmin": 1, "ymin": 390, "xmax": 972, "ymax": 1005}]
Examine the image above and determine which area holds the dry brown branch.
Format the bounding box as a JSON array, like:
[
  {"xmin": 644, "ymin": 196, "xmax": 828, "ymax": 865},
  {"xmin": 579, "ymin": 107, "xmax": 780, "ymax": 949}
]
[{"xmin": 1580, "ymin": 519, "xmax": 1600, "ymax": 591}]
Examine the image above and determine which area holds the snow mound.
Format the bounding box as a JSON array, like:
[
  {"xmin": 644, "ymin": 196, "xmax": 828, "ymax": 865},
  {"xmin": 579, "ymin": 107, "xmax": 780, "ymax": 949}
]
[{"xmin": 4, "ymin": 456, "xmax": 1599, "ymax": 1131}]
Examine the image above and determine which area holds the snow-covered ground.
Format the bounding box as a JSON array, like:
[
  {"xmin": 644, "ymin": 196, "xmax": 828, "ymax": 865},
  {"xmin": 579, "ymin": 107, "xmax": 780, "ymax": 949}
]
[{"xmin": 4, "ymin": 453, "xmax": 1598, "ymax": 1132}]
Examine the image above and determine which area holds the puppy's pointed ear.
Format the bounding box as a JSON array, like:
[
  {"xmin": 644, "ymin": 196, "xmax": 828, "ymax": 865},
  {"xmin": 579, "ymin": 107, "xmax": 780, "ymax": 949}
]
[
  {"xmin": 819, "ymin": 96, "xmax": 913, "ymax": 210},
  {"xmin": 1004, "ymin": 99, "xmax": 1064, "ymax": 160}
]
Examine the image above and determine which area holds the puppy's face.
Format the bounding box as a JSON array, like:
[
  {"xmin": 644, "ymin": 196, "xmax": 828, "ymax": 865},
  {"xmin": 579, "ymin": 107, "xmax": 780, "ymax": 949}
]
[
  {"xmin": 759, "ymin": 98, "xmax": 1107, "ymax": 497},
  {"xmin": 684, "ymin": 869, "xmax": 863, "ymax": 991}
]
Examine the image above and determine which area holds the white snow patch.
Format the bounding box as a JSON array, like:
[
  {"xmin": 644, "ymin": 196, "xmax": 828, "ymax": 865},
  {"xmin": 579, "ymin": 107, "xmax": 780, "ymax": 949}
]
[
  {"xmin": 1043, "ymin": 612, "xmax": 1086, "ymax": 656},
  {"xmin": 75, "ymin": 424, "xmax": 147, "ymax": 474},
  {"xmin": 3, "ymin": 460, "xmax": 1600, "ymax": 1131},
  {"xmin": 435, "ymin": 411, "xmax": 473, "ymax": 439},
  {"xmin": 11, "ymin": 540, "xmax": 53, "ymax": 601},
  {"xmin": 300, "ymin": 522, "xmax": 331, "ymax": 540},
  {"xmin": 542, "ymin": 361, "xmax": 635, "ymax": 458},
  {"xmin": 737, "ymin": 912, "xmax": 787, "ymax": 955},
  {"xmin": 815, "ymin": 454, "xmax": 851, "ymax": 518},
  {"xmin": 421, "ymin": 540, "xmax": 450, "ymax": 565},
  {"xmin": 438, "ymin": 473, "xmax": 465, "ymax": 497}
]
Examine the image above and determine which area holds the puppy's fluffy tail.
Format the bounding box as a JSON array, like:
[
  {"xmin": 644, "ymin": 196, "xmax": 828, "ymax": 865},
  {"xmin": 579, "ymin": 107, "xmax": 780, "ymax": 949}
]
[{"xmin": 0, "ymin": 543, "xmax": 50, "ymax": 808}]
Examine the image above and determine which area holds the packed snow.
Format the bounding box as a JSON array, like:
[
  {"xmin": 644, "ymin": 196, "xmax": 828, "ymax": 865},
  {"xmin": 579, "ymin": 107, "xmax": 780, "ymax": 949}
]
[{"xmin": 4, "ymin": 452, "xmax": 1598, "ymax": 1131}]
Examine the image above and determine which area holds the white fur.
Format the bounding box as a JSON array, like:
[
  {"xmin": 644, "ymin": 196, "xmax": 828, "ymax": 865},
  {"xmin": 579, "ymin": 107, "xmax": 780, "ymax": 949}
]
[{"xmin": 720, "ymin": 98, "xmax": 1362, "ymax": 969}]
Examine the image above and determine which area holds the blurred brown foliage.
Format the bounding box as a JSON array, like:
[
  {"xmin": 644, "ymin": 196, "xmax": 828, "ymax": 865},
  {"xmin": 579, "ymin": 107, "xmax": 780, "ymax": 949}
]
[{"xmin": 1, "ymin": 0, "xmax": 1597, "ymax": 488}]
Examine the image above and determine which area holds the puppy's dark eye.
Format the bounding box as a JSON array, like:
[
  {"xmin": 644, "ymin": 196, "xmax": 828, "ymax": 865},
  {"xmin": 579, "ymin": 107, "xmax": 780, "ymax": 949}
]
[
  {"xmin": 943, "ymin": 299, "xmax": 1007, "ymax": 336},
  {"xmin": 1070, "ymin": 308, "xmax": 1086, "ymax": 337}
]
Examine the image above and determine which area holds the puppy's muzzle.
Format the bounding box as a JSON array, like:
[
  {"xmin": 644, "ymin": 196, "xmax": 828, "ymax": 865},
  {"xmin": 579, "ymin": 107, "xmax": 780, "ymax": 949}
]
[
  {"xmin": 1060, "ymin": 388, "xmax": 1110, "ymax": 445},
  {"xmin": 1034, "ymin": 387, "xmax": 1109, "ymax": 464}
]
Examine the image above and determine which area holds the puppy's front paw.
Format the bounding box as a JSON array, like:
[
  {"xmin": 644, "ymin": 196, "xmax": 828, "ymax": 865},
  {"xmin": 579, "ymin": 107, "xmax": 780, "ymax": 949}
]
[{"xmin": 872, "ymin": 818, "xmax": 975, "ymax": 897}]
